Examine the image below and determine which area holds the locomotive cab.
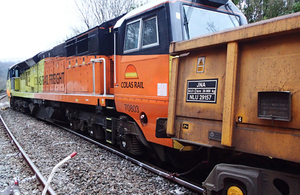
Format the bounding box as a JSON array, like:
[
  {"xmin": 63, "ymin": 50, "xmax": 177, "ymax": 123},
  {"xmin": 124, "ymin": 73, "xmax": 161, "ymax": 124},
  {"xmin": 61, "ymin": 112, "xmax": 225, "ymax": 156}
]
[
  {"xmin": 112, "ymin": 0, "xmax": 246, "ymax": 161},
  {"xmin": 7, "ymin": 66, "xmax": 20, "ymax": 92}
]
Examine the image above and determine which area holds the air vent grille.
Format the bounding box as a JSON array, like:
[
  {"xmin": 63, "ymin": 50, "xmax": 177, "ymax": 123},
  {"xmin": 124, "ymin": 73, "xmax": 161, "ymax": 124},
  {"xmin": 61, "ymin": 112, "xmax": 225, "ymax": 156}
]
[{"xmin": 258, "ymin": 91, "xmax": 291, "ymax": 121}]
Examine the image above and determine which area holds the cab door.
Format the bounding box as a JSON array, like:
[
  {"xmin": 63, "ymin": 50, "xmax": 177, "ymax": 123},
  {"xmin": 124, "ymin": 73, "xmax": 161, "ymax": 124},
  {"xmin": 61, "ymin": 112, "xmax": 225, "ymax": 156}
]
[{"xmin": 114, "ymin": 5, "xmax": 173, "ymax": 147}]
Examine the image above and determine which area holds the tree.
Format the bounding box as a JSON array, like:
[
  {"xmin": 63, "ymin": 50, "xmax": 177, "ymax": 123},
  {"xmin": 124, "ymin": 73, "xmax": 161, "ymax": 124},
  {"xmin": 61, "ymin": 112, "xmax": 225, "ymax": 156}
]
[
  {"xmin": 234, "ymin": 0, "xmax": 300, "ymax": 23},
  {"xmin": 292, "ymin": 0, "xmax": 300, "ymax": 12},
  {"xmin": 0, "ymin": 61, "xmax": 15, "ymax": 90},
  {"xmin": 72, "ymin": 0, "xmax": 146, "ymax": 33}
]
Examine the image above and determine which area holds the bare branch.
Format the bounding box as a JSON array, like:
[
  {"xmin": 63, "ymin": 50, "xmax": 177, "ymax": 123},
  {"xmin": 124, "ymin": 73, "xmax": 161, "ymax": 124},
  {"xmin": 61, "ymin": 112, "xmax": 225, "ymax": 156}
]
[{"xmin": 71, "ymin": 0, "xmax": 146, "ymax": 35}]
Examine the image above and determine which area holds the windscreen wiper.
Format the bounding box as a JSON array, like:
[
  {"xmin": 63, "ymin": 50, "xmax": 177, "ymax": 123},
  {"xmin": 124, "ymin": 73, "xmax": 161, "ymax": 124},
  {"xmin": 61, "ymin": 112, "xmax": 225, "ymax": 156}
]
[
  {"xmin": 183, "ymin": 7, "xmax": 190, "ymax": 40},
  {"xmin": 183, "ymin": 0, "xmax": 196, "ymax": 40},
  {"xmin": 224, "ymin": 3, "xmax": 240, "ymax": 27}
]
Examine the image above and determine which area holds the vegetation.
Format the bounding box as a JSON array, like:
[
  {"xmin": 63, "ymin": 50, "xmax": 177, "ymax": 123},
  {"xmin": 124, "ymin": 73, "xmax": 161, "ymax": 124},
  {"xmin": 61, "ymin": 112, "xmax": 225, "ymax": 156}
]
[
  {"xmin": 0, "ymin": 61, "xmax": 15, "ymax": 90},
  {"xmin": 71, "ymin": 0, "xmax": 147, "ymax": 35},
  {"xmin": 233, "ymin": 0, "xmax": 300, "ymax": 23}
]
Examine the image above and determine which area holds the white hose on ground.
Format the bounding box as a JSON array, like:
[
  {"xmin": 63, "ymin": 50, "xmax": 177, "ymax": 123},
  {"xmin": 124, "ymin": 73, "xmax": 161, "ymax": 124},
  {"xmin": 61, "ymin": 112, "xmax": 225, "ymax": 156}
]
[{"xmin": 41, "ymin": 152, "xmax": 77, "ymax": 195}]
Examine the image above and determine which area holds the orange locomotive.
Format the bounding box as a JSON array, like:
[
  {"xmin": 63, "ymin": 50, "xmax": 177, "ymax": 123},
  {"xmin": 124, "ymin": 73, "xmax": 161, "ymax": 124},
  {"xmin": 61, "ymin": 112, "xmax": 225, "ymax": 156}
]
[{"xmin": 7, "ymin": 0, "xmax": 246, "ymax": 155}]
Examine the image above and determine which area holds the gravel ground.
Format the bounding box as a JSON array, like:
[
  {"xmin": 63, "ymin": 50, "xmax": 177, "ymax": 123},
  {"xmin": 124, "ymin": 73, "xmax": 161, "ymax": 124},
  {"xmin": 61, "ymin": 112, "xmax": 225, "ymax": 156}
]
[
  {"xmin": 0, "ymin": 96, "xmax": 198, "ymax": 195},
  {"xmin": 0, "ymin": 107, "xmax": 39, "ymax": 195}
]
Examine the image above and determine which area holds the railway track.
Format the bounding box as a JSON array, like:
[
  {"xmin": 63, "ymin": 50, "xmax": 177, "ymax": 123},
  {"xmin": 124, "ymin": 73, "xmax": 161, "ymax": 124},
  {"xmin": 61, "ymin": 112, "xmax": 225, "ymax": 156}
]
[
  {"xmin": 53, "ymin": 123, "xmax": 205, "ymax": 194},
  {"xmin": 0, "ymin": 115, "xmax": 56, "ymax": 195},
  {"xmin": 0, "ymin": 95, "xmax": 7, "ymax": 100},
  {"xmin": 0, "ymin": 106, "xmax": 199, "ymax": 194}
]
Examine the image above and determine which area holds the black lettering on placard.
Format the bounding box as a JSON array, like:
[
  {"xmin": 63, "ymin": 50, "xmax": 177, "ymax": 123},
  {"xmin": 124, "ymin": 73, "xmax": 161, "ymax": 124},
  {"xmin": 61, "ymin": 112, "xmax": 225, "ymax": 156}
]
[{"xmin": 186, "ymin": 79, "xmax": 218, "ymax": 103}]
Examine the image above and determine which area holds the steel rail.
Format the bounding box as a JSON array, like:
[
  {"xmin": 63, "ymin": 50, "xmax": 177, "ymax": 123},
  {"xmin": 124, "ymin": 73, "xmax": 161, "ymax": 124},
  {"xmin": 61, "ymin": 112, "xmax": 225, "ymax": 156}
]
[
  {"xmin": 0, "ymin": 115, "xmax": 57, "ymax": 195},
  {"xmin": 0, "ymin": 95, "xmax": 7, "ymax": 100},
  {"xmin": 56, "ymin": 123, "xmax": 204, "ymax": 194}
]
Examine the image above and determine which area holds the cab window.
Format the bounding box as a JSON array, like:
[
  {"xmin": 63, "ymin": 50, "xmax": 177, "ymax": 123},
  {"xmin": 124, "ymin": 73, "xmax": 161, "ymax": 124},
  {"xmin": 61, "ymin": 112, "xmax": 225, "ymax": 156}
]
[
  {"xmin": 124, "ymin": 16, "xmax": 159, "ymax": 53},
  {"xmin": 182, "ymin": 5, "xmax": 240, "ymax": 40},
  {"xmin": 142, "ymin": 17, "xmax": 158, "ymax": 48},
  {"xmin": 124, "ymin": 20, "xmax": 141, "ymax": 52}
]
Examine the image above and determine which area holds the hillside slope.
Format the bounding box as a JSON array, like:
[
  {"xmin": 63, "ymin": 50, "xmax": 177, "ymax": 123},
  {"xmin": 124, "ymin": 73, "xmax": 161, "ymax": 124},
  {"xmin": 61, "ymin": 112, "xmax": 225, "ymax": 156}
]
[{"xmin": 0, "ymin": 61, "xmax": 16, "ymax": 90}]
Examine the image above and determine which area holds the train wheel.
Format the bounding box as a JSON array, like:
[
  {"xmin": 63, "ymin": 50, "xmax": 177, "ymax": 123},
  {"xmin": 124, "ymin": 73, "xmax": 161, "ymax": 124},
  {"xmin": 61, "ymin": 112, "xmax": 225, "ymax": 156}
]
[
  {"xmin": 79, "ymin": 120, "xmax": 88, "ymax": 132},
  {"xmin": 14, "ymin": 100, "xmax": 20, "ymax": 111},
  {"xmin": 19, "ymin": 105, "xmax": 25, "ymax": 113},
  {"xmin": 70, "ymin": 118, "xmax": 79, "ymax": 130},
  {"xmin": 93, "ymin": 124, "xmax": 105, "ymax": 140},
  {"xmin": 222, "ymin": 180, "xmax": 247, "ymax": 195},
  {"xmin": 88, "ymin": 124, "xmax": 103, "ymax": 138},
  {"xmin": 88, "ymin": 125, "xmax": 94, "ymax": 137},
  {"xmin": 119, "ymin": 135, "xmax": 144, "ymax": 155}
]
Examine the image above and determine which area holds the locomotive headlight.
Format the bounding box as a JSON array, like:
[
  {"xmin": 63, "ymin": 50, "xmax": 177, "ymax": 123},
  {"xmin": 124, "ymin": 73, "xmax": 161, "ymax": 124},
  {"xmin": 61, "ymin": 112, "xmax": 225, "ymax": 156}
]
[{"xmin": 140, "ymin": 112, "xmax": 148, "ymax": 126}]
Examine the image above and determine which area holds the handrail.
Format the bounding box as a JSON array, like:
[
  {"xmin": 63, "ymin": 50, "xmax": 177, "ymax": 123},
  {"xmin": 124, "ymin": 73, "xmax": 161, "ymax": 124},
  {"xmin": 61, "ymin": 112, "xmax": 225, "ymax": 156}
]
[{"xmin": 90, "ymin": 58, "xmax": 106, "ymax": 96}]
